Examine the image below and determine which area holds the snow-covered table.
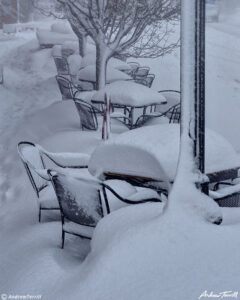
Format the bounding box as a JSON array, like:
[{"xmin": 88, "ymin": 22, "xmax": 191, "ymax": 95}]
[
  {"xmin": 76, "ymin": 65, "xmax": 131, "ymax": 87},
  {"xmin": 88, "ymin": 124, "xmax": 240, "ymax": 183},
  {"xmin": 91, "ymin": 81, "xmax": 167, "ymax": 128},
  {"xmin": 40, "ymin": 130, "xmax": 103, "ymax": 155}
]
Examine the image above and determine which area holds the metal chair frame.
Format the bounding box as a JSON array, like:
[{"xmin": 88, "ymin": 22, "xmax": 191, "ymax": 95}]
[
  {"xmin": 134, "ymin": 103, "xmax": 181, "ymax": 128},
  {"xmin": 17, "ymin": 142, "xmax": 60, "ymax": 222},
  {"xmin": 133, "ymin": 66, "xmax": 150, "ymax": 80},
  {"xmin": 74, "ymin": 98, "xmax": 100, "ymax": 131},
  {"xmin": 126, "ymin": 62, "xmax": 140, "ymax": 77},
  {"xmin": 18, "ymin": 142, "xmax": 89, "ymax": 222},
  {"xmin": 55, "ymin": 75, "xmax": 81, "ymax": 100},
  {"xmin": 53, "ymin": 56, "xmax": 70, "ymax": 76},
  {"xmin": 48, "ymin": 170, "xmax": 161, "ymax": 248},
  {"xmin": 212, "ymin": 181, "xmax": 240, "ymax": 207}
]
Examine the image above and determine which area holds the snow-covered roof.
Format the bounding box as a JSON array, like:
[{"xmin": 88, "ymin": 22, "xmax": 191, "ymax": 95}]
[
  {"xmin": 92, "ymin": 81, "xmax": 167, "ymax": 106},
  {"xmin": 88, "ymin": 124, "xmax": 240, "ymax": 181}
]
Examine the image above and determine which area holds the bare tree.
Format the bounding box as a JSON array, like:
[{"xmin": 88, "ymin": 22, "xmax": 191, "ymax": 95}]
[
  {"xmin": 32, "ymin": 0, "xmax": 88, "ymax": 56},
  {"xmin": 57, "ymin": 0, "xmax": 180, "ymax": 89}
]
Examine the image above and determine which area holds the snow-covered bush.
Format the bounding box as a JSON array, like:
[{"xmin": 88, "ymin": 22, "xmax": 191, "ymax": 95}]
[{"xmin": 51, "ymin": 21, "xmax": 73, "ymax": 34}]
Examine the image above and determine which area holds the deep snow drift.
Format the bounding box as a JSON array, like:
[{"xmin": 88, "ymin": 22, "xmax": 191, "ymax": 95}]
[{"xmin": 0, "ymin": 11, "xmax": 240, "ymax": 300}]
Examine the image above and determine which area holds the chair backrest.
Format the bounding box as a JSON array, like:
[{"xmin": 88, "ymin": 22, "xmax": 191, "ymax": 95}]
[
  {"xmin": 165, "ymin": 103, "xmax": 181, "ymax": 123},
  {"xmin": 61, "ymin": 48, "xmax": 75, "ymax": 58},
  {"xmin": 74, "ymin": 98, "xmax": 98, "ymax": 131},
  {"xmin": 56, "ymin": 75, "xmax": 75, "ymax": 100},
  {"xmin": 54, "ymin": 56, "xmax": 70, "ymax": 76},
  {"xmin": 134, "ymin": 74, "xmax": 155, "ymax": 88},
  {"xmin": 127, "ymin": 62, "xmax": 139, "ymax": 76},
  {"xmin": 145, "ymin": 74, "xmax": 155, "ymax": 88},
  {"xmin": 134, "ymin": 67, "xmax": 150, "ymax": 79},
  {"xmin": 17, "ymin": 142, "xmax": 48, "ymax": 197},
  {"xmin": 49, "ymin": 171, "xmax": 103, "ymax": 226}
]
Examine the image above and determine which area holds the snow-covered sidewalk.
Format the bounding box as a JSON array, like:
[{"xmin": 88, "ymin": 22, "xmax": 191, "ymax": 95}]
[{"xmin": 1, "ymin": 12, "xmax": 240, "ymax": 299}]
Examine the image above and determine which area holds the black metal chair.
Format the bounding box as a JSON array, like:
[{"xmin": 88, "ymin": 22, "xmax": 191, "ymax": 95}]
[
  {"xmin": 134, "ymin": 74, "xmax": 155, "ymax": 88},
  {"xmin": 126, "ymin": 62, "xmax": 140, "ymax": 77},
  {"xmin": 17, "ymin": 142, "xmax": 60, "ymax": 222},
  {"xmin": 210, "ymin": 181, "xmax": 240, "ymax": 207},
  {"xmin": 133, "ymin": 66, "xmax": 150, "ymax": 80},
  {"xmin": 55, "ymin": 75, "xmax": 81, "ymax": 100},
  {"xmin": 74, "ymin": 97, "xmax": 131, "ymax": 131},
  {"xmin": 53, "ymin": 56, "xmax": 70, "ymax": 76},
  {"xmin": 74, "ymin": 98, "xmax": 100, "ymax": 131},
  {"xmin": 134, "ymin": 102, "xmax": 181, "ymax": 128},
  {"xmin": 165, "ymin": 103, "xmax": 181, "ymax": 123},
  {"xmin": 48, "ymin": 171, "xmax": 162, "ymax": 248},
  {"xmin": 61, "ymin": 48, "xmax": 75, "ymax": 58}
]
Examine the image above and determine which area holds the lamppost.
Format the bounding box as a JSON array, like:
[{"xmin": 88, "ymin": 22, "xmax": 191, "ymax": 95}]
[{"xmin": 180, "ymin": 0, "xmax": 207, "ymax": 192}]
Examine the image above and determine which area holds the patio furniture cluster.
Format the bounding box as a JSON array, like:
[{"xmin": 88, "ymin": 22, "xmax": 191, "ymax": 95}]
[
  {"xmin": 18, "ymin": 141, "xmax": 162, "ymax": 248},
  {"xmin": 52, "ymin": 44, "xmax": 180, "ymax": 130},
  {"xmin": 17, "ymin": 125, "xmax": 240, "ymax": 250},
  {"xmin": 124, "ymin": 62, "xmax": 156, "ymax": 88}
]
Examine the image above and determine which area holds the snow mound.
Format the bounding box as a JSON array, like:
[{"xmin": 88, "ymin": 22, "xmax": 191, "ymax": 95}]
[
  {"xmin": 89, "ymin": 124, "xmax": 240, "ymax": 181},
  {"xmin": 51, "ymin": 21, "xmax": 73, "ymax": 34},
  {"xmin": 77, "ymin": 65, "xmax": 131, "ymax": 83}
]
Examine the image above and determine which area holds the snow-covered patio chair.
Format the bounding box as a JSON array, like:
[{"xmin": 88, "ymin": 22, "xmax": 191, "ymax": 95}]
[
  {"xmin": 54, "ymin": 56, "xmax": 70, "ymax": 76},
  {"xmin": 74, "ymin": 98, "xmax": 130, "ymax": 132},
  {"xmin": 55, "ymin": 75, "xmax": 81, "ymax": 100},
  {"xmin": 48, "ymin": 170, "xmax": 162, "ymax": 248},
  {"xmin": 18, "ymin": 142, "xmax": 90, "ymax": 222},
  {"xmin": 134, "ymin": 74, "xmax": 155, "ymax": 88},
  {"xmin": 126, "ymin": 62, "xmax": 140, "ymax": 76},
  {"xmin": 209, "ymin": 181, "xmax": 240, "ymax": 207},
  {"xmin": 17, "ymin": 142, "xmax": 60, "ymax": 222},
  {"xmin": 74, "ymin": 99, "xmax": 99, "ymax": 131},
  {"xmin": 164, "ymin": 103, "xmax": 181, "ymax": 123},
  {"xmin": 134, "ymin": 90, "xmax": 181, "ymax": 127},
  {"xmin": 133, "ymin": 66, "xmax": 150, "ymax": 80},
  {"xmin": 134, "ymin": 103, "xmax": 180, "ymax": 128}
]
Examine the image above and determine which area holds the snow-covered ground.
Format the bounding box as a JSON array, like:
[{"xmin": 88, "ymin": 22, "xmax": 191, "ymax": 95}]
[{"xmin": 0, "ymin": 10, "xmax": 240, "ymax": 300}]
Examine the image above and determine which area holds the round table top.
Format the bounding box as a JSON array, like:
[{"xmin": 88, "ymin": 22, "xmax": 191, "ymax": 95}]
[{"xmin": 40, "ymin": 130, "xmax": 103, "ymax": 155}]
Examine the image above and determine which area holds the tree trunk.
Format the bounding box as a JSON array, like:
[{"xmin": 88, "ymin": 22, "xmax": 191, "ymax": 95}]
[
  {"xmin": 96, "ymin": 45, "xmax": 110, "ymax": 90},
  {"xmin": 69, "ymin": 22, "xmax": 87, "ymax": 57},
  {"xmin": 78, "ymin": 33, "xmax": 87, "ymax": 57}
]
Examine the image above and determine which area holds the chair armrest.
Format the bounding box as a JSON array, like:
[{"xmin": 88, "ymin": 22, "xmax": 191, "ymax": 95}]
[{"xmin": 103, "ymin": 184, "xmax": 161, "ymax": 205}]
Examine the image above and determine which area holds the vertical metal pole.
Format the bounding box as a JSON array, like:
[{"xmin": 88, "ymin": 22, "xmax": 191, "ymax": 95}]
[
  {"xmin": 16, "ymin": 0, "xmax": 20, "ymax": 23},
  {"xmin": 194, "ymin": 0, "xmax": 208, "ymax": 193}
]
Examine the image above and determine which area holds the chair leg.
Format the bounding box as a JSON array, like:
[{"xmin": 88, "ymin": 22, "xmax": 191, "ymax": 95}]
[
  {"xmin": 61, "ymin": 230, "xmax": 65, "ymax": 249},
  {"xmin": 39, "ymin": 208, "xmax": 41, "ymax": 223}
]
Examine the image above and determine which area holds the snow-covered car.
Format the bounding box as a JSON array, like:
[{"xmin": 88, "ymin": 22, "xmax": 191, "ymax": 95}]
[{"xmin": 206, "ymin": 0, "xmax": 221, "ymax": 22}]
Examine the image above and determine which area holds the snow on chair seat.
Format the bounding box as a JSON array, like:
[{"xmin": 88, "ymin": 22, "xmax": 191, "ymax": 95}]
[
  {"xmin": 48, "ymin": 170, "xmax": 162, "ymax": 248},
  {"xmin": 102, "ymin": 179, "xmax": 162, "ymax": 212},
  {"xmin": 210, "ymin": 183, "xmax": 240, "ymax": 207}
]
